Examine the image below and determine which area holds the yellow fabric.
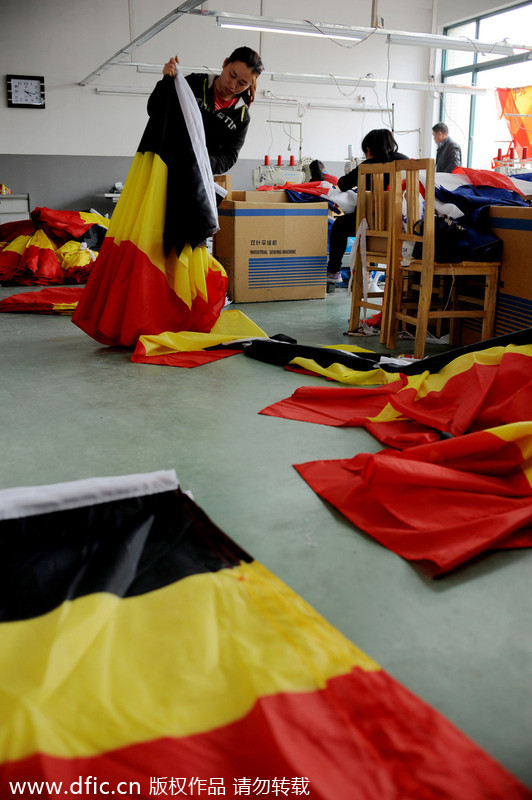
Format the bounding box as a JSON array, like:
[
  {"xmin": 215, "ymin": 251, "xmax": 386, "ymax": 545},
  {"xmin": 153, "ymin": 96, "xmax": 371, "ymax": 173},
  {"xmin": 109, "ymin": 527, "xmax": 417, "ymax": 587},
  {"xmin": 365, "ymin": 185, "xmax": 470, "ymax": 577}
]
[
  {"xmin": 292, "ymin": 343, "xmax": 532, "ymax": 388},
  {"xmin": 79, "ymin": 211, "xmax": 110, "ymax": 229},
  {"xmin": 488, "ymin": 421, "xmax": 532, "ymax": 488},
  {"xmin": 103, "ymin": 152, "xmax": 226, "ymax": 307},
  {"xmin": 322, "ymin": 343, "xmax": 379, "ymax": 355},
  {"xmin": 25, "ymin": 229, "xmax": 56, "ymax": 252},
  {"xmin": 137, "ymin": 310, "xmax": 268, "ymax": 355},
  {"xmin": 56, "ymin": 240, "xmax": 96, "ymax": 271},
  {"xmin": 289, "ymin": 357, "xmax": 403, "ymax": 386},
  {"xmin": 51, "ymin": 303, "xmax": 79, "ymax": 315},
  {"xmin": 107, "ymin": 151, "xmax": 168, "ymax": 274},
  {"xmin": 164, "ymin": 243, "xmax": 226, "ymax": 309},
  {"xmin": 1, "ymin": 234, "xmax": 31, "ymax": 255},
  {"xmin": 398, "ymin": 345, "xmax": 532, "ymax": 399},
  {"xmin": 0, "ymin": 560, "xmax": 379, "ymax": 762}
]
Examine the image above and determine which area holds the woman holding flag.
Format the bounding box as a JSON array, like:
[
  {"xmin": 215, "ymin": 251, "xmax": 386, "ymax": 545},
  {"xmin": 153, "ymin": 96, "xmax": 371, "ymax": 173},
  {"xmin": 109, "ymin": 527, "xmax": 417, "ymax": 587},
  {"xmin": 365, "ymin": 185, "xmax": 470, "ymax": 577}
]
[
  {"xmin": 161, "ymin": 47, "xmax": 264, "ymax": 176},
  {"xmin": 73, "ymin": 47, "xmax": 263, "ymax": 347}
]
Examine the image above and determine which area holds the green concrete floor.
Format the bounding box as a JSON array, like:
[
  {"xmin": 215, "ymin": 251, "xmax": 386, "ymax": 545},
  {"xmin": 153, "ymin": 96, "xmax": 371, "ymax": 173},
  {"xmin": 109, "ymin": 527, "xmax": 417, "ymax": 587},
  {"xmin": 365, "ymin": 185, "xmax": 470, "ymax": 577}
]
[{"xmin": 1, "ymin": 284, "xmax": 531, "ymax": 789}]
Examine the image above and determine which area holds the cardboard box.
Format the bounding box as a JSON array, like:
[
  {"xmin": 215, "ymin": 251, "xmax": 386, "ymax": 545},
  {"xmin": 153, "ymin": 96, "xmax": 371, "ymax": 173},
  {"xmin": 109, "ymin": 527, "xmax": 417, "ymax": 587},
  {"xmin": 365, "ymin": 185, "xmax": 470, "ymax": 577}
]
[
  {"xmin": 489, "ymin": 205, "xmax": 532, "ymax": 335},
  {"xmin": 457, "ymin": 205, "xmax": 532, "ymax": 345},
  {"xmin": 213, "ymin": 190, "xmax": 328, "ymax": 302}
]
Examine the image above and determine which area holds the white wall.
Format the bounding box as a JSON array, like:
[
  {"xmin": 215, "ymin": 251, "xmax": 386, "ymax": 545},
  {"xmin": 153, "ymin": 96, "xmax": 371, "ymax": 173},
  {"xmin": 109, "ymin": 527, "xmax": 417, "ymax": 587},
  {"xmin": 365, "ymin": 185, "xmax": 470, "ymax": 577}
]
[
  {"xmin": 3, "ymin": 0, "xmax": 519, "ymax": 199},
  {"xmin": 436, "ymin": 0, "xmax": 522, "ymax": 28},
  {"xmin": 0, "ymin": 0, "xmax": 441, "ymax": 167}
]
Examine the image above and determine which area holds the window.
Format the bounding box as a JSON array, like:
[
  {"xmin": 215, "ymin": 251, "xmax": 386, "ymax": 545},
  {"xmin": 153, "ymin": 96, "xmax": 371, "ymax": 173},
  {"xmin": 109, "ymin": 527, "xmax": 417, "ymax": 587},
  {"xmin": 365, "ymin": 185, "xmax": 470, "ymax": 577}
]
[{"xmin": 440, "ymin": 2, "xmax": 532, "ymax": 167}]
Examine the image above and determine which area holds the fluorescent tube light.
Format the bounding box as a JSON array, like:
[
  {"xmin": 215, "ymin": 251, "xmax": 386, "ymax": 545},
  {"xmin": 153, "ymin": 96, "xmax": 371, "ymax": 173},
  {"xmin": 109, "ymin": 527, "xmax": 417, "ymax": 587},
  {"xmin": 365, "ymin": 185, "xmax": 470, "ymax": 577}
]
[
  {"xmin": 270, "ymin": 72, "xmax": 376, "ymax": 88},
  {"xmin": 96, "ymin": 87, "xmax": 152, "ymax": 96},
  {"xmin": 208, "ymin": 11, "xmax": 532, "ymax": 56},
  {"xmin": 386, "ymin": 31, "xmax": 518, "ymax": 55},
  {"xmin": 392, "ymin": 81, "xmax": 488, "ymax": 94},
  {"xmin": 216, "ymin": 15, "xmax": 364, "ymax": 42},
  {"xmin": 255, "ymin": 97, "xmax": 301, "ymax": 107},
  {"xmin": 308, "ymin": 102, "xmax": 388, "ymax": 112}
]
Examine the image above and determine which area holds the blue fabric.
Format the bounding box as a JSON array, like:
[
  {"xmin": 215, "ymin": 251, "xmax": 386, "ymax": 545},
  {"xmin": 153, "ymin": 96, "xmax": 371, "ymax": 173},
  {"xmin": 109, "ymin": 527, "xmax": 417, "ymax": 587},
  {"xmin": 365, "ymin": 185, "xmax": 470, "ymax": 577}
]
[
  {"xmin": 435, "ymin": 184, "xmax": 529, "ymax": 215},
  {"xmin": 435, "ymin": 184, "xmax": 529, "ymax": 232},
  {"xmin": 284, "ymin": 189, "xmax": 339, "ymax": 212},
  {"xmin": 509, "ymin": 171, "xmax": 532, "ymax": 182}
]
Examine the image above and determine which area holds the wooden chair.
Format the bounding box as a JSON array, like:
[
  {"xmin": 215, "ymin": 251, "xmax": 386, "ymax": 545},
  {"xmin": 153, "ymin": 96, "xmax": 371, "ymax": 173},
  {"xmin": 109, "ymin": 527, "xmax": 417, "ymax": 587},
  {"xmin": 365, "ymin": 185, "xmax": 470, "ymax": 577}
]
[
  {"xmin": 347, "ymin": 162, "xmax": 396, "ymax": 344},
  {"xmin": 386, "ymin": 158, "xmax": 500, "ymax": 359}
]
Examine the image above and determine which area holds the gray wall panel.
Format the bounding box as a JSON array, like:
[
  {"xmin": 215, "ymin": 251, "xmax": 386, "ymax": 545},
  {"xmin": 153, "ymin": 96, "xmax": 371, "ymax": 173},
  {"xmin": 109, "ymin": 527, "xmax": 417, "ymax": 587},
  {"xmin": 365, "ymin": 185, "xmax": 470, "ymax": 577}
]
[{"xmin": 0, "ymin": 155, "xmax": 348, "ymax": 217}]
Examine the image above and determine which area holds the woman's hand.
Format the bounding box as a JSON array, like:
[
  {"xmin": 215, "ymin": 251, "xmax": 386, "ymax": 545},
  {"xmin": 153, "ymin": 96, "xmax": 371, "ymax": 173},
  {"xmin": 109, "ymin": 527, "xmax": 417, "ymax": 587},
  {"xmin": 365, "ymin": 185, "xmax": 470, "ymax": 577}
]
[{"xmin": 162, "ymin": 56, "xmax": 179, "ymax": 77}]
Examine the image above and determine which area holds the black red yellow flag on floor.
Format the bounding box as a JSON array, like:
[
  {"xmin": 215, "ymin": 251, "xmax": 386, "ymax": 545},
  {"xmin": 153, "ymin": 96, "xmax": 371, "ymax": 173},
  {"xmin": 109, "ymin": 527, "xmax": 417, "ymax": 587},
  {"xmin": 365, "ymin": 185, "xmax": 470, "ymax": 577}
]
[
  {"xmin": 259, "ymin": 337, "xmax": 532, "ymax": 573},
  {"xmin": 295, "ymin": 422, "xmax": 532, "ymax": 576},
  {"xmin": 0, "ymin": 471, "xmax": 531, "ymax": 799},
  {"xmin": 260, "ymin": 341, "xmax": 532, "ymax": 448},
  {"xmin": 72, "ymin": 67, "xmax": 227, "ymax": 347},
  {"xmin": 0, "ymin": 209, "xmax": 107, "ymax": 285},
  {"xmin": 0, "ymin": 286, "xmax": 84, "ymax": 314}
]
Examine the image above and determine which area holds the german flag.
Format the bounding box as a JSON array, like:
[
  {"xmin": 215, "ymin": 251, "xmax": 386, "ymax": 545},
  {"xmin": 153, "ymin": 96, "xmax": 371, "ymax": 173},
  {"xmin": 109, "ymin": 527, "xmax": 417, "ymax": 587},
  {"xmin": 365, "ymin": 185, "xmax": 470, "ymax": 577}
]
[
  {"xmin": 72, "ymin": 68, "xmax": 227, "ymax": 347},
  {"xmin": 131, "ymin": 309, "xmax": 268, "ymax": 367},
  {"xmin": 260, "ymin": 342, "xmax": 532, "ymax": 449},
  {"xmin": 56, "ymin": 241, "xmax": 97, "ymax": 284},
  {"xmin": 295, "ymin": 421, "xmax": 532, "ymax": 575},
  {"xmin": 31, "ymin": 208, "xmax": 109, "ymax": 246},
  {"xmin": 0, "ymin": 286, "xmax": 84, "ymax": 314},
  {"xmin": 17, "ymin": 229, "xmax": 63, "ymax": 284},
  {"xmin": 0, "ymin": 234, "xmax": 32, "ymax": 282},
  {"xmin": 0, "ymin": 212, "xmax": 107, "ymax": 285},
  {"xmin": 0, "ymin": 472, "xmax": 531, "ymax": 799}
]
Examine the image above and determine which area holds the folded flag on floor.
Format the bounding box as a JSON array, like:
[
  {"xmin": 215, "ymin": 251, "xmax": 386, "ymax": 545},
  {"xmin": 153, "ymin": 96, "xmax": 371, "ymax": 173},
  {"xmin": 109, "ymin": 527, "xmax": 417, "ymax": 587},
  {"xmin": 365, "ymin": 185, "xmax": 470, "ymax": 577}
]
[
  {"xmin": 131, "ymin": 309, "xmax": 268, "ymax": 367},
  {"xmin": 295, "ymin": 421, "xmax": 532, "ymax": 576},
  {"xmin": 72, "ymin": 66, "xmax": 227, "ymax": 347},
  {"xmin": 1, "ymin": 471, "xmax": 530, "ymax": 799},
  {"xmin": 0, "ymin": 209, "xmax": 107, "ymax": 285},
  {"xmin": 0, "ymin": 286, "xmax": 84, "ymax": 314},
  {"xmin": 260, "ymin": 341, "xmax": 532, "ymax": 448},
  {"xmin": 259, "ymin": 335, "xmax": 532, "ymax": 572}
]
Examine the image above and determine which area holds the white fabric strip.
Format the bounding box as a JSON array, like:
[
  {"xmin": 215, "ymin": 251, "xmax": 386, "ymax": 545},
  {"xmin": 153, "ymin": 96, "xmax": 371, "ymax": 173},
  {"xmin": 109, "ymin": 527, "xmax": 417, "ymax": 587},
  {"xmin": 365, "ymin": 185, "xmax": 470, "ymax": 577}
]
[
  {"xmin": 173, "ymin": 67, "xmax": 219, "ymax": 235},
  {"xmin": 347, "ymin": 218, "xmax": 368, "ymax": 294},
  {"xmin": 0, "ymin": 470, "xmax": 179, "ymax": 521}
]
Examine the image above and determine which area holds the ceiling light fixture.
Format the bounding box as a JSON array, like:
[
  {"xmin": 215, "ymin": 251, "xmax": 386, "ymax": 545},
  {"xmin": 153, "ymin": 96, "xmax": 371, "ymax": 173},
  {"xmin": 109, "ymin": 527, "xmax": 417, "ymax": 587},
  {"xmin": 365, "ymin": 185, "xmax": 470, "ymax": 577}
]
[
  {"xmin": 207, "ymin": 11, "xmax": 530, "ymax": 56},
  {"xmin": 392, "ymin": 81, "xmax": 488, "ymax": 94},
  {"xmin": 215, "ymin": 14, "xmax": 364, "ymax": 42},
  {"xmin": 96, "ymin": 87, "xmax": 152, "ymax": 96},
  {"xmin": 80, "ymin": 0, "xmax": 205, "ymax": 85},
  {"xmin": 270, "ymin": 72, "xmax": 377, "ymax": 88},
  {"xmin": 386, "ymin": 31, "xmax": 518, "ymax": 55},
  {"xmin": 308, "ymin": 101, "xmax": 389, "ymax": 112}
]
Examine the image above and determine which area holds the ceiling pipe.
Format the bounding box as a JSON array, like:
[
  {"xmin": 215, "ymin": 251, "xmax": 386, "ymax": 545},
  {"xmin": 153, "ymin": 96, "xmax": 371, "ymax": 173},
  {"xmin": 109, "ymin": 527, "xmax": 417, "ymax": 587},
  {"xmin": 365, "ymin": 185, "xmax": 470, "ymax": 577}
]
[{"xmin": 79, "ymin": 0, "xmax": 205, "ymax": 85}]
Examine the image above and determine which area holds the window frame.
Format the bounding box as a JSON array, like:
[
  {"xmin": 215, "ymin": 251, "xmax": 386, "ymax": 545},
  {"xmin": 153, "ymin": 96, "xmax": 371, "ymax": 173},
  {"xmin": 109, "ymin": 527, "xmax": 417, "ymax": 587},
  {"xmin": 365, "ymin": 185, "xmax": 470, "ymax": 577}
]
[{"xmin": 440, "ymin": 1, "xmax": 532, "ymax": 166}]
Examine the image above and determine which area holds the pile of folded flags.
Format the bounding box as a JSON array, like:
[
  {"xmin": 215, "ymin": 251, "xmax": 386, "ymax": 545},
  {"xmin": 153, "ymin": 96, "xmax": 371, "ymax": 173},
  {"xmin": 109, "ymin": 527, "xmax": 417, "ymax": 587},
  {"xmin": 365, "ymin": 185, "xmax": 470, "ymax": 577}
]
[{"xmin": 0, "ymin": 206, "xmax": 109, "ymax": 285}]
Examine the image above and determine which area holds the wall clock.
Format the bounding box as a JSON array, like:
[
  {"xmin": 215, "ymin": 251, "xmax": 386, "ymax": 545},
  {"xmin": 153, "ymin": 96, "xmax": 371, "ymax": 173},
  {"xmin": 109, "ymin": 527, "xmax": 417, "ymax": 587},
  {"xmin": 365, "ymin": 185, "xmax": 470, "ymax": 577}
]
[{"xmin": 6, "ymin": 75, "xmax": 45, "ymax": 108}]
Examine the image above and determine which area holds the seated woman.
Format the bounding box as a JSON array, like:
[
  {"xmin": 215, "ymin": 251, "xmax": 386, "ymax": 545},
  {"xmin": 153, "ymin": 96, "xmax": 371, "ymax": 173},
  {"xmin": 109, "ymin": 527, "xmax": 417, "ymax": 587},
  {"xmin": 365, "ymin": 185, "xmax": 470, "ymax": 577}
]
[
  {"xmin": 327, "ymin": 129, "xmax": 408, "ymax": 283},
  {"xmin": 309, "ymin": 159, "xmax": 338, "ymax": 185}
]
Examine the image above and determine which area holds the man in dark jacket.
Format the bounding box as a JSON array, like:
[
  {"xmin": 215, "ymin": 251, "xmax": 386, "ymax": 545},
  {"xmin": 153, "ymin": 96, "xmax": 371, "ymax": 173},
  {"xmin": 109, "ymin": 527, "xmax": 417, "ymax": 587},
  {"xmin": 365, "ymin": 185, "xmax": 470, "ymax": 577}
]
[{"xmin": 432, "ymin": 123, "xmax": 462, "ymax": 173}]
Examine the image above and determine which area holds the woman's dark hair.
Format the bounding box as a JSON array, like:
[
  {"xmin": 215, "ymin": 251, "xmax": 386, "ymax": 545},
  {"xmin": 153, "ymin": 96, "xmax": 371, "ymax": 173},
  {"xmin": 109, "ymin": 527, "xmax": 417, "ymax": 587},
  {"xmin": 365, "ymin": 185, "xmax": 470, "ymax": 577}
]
[
  {"xmin": 309, "ymin": 160, "xmax": 325, "ymax": 181},
  {"xmin": 361, "ymin": 129, "xmax": 399, "ymax": 161},
  {"xmin": 225, "ymin": 47, "xmax": 264, "ymax": 105}
]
